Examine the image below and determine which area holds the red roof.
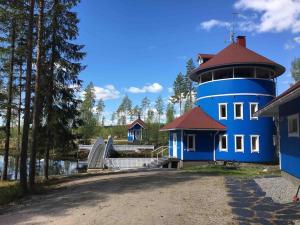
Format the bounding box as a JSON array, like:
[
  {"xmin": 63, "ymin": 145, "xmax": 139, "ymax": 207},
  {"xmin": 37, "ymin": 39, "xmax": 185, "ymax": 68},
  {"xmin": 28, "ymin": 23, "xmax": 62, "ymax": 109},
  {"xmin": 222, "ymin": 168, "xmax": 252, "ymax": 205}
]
[
  {"xmin": 160, "ymin": 107, "xmax": 226, "ymax": 131},
  {"xmin": 127, "ymin": 118, "xmax": 146, "ymax": 129},
  {"xmin": 190, "ymin": 42, "xmax": 285, "ymax": 81}
]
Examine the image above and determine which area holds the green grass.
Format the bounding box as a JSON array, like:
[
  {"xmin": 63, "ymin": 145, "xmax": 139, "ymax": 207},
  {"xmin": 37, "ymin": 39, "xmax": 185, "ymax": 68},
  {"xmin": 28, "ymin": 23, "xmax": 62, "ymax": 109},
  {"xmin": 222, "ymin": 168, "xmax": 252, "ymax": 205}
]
[
  {"xmin": 182, "ymin": 164, "xmax": 281, "ymax": 177},
  {"xmin": 0, "ymin": 181, "xmax": 23, "ymax": 205}
]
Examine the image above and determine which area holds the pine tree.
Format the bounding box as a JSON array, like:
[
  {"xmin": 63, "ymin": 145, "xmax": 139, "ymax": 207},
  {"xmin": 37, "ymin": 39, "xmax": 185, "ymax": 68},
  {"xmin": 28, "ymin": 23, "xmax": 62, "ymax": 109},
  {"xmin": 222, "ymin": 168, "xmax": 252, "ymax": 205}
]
[
  {"xmin": 185, "ymin": 58, "xmax": 196, "ymax": 109},
  {"xmin": 171, "ymin": 72, "xmax": 187, "ymax": 115},
  {"xmin": 141, "ymin": 97, "xmax": 150, "ymax": 120},
  {"xmin": 96, "ymin": 99, "xmax": 105, "ymax": 124}
]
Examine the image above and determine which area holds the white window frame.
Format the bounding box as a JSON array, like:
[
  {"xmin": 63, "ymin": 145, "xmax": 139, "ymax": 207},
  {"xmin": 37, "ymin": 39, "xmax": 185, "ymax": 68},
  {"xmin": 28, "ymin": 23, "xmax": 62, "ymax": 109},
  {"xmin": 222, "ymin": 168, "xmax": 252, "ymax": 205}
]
[
  {"xmin": 187, "ymin": 134, "xmax": 196, "ymax": 151},
  {"xmin": 234, "ymin": 102, "xmax": 244, "ymax": 120},
  {"xmin": 249, "ymin": 102, "xmax": 258, "ymax": 120},
  {"xmin": 218, "ymin": 103, "xmax": 227, "ymax": 120},
  {"xmin": 288, "ymin": 114, "xmax": 299, "ymax": 137},
  {"xmin": 219, "ymin": 134, "xmax": 228, "ymax": 152},
  {"xmin": 234, "ymin": 135, "xmax": 244, "ymax": 152},
  {"xmin": 250, "ymin": 135, "xmax": 260, "ymax": 153}
]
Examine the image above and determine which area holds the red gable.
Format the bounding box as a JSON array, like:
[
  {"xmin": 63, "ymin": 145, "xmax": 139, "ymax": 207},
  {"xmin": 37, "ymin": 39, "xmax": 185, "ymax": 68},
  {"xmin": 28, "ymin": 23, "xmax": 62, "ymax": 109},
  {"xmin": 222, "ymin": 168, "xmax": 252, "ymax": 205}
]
[
  {"xmin": 127, "ymin": 118, "xmax": 146, "ymax": 129},
  {"xmin": 160, "ymin": 107, "xmax": 226, "ymax": 131}
]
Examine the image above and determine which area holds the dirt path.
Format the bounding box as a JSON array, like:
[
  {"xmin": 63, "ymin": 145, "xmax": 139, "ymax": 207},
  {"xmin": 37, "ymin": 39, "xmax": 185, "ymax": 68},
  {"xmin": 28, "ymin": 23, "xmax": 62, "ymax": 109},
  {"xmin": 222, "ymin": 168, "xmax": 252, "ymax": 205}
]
[{"xmin": 0, "ymin": 170, "xmax": 235, "ymax": 225}]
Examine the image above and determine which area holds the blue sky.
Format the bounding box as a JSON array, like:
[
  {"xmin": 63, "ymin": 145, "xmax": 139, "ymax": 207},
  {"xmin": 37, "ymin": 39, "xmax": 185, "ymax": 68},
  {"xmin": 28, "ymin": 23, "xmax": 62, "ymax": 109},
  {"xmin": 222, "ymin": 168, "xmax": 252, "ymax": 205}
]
[{"xmin": 75, "ymin": 0, "xmax": 300, "ymax": 123}]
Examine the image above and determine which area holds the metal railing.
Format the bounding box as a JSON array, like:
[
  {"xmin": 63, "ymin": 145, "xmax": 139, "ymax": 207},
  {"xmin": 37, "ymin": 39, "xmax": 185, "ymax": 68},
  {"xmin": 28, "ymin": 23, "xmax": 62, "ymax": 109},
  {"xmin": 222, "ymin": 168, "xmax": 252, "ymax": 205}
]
[{"xmin": 151, "ymin": 146, "xmax": 169, "ymax": 165}]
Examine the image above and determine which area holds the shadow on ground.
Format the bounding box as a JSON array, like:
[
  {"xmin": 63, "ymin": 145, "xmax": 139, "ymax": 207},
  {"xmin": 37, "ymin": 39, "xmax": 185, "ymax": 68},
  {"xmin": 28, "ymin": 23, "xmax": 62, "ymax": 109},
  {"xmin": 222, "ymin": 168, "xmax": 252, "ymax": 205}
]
[
  {"xmin": 226, "ymin": 177, "xmax": 300, "ymax": 225},
  {"xmin": 0, "ymin": 170, "xmax": 198, "ymax": 224}
]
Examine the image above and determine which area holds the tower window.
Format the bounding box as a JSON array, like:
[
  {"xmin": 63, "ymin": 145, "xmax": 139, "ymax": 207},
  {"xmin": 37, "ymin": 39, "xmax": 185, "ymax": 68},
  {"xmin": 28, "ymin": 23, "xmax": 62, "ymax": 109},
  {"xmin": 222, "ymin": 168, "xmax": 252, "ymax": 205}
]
[
  {"xmin": 250, "ymin": 135, "xmax": 260, "ymax": 153},
  {"xmin": 235, "ymin": 135, "xmax": 244, "ymax": 152},
  {"xmin": 219, "ymin": 134, "xmax": 228, "ymax": 152},
  {"xmin": 219, "ymin": 103, "xmax": 227, "ymax": 120},
  {"xmin": 250, "ymin": 103, "xmax": 258, "ymax": 120},
  {"xmin": 234, "ymin": 103, "xmax": 243, "ymax": 120}
]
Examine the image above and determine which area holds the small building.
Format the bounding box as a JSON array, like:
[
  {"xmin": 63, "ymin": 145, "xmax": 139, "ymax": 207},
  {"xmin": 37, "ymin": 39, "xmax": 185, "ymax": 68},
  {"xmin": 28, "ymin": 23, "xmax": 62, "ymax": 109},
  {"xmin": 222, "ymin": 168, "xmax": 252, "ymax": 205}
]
[
  {"xmin": 127, "ymin": 117, "xmax": 145, "ymax": 143},
  {"xmin": 256, "ymin": 81, "xmax": 300, "ymax": 182},
  {"xmin": 161, "ymin": 36, "xmax": 285, "ymax": 163}
]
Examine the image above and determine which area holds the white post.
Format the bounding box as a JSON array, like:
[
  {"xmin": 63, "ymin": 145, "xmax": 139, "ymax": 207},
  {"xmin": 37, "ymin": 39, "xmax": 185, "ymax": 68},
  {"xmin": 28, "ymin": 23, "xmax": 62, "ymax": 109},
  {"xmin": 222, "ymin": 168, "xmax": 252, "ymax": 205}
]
[{"xmin": 181, "ymin": 130, "xmax": 184, "ymax": 160}]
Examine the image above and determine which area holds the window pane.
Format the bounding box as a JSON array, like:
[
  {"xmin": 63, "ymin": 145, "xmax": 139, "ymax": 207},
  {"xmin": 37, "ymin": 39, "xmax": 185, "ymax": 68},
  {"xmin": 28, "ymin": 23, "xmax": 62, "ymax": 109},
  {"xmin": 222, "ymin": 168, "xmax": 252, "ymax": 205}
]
[
  {"xmin": 252, "ymin": 137, "xmax": 257, "ymax": 150},
  {"xmin": 221, "ymin": 136, "xmax": 227, "ymax": 149},
  {"xmin": 188, "ymin": 136, "xmax": 194, "ymax": 149},
  {"xmin": 251, "ymin": 104, "xmax": 257, "ymax": 117},
  {"xmin": 289, "ymin": 118, "xmax": 298, "ymax": 133},
  {"xmin": 235, "ymin": 104, "xmax": 241, "ymax": 117},
  {"xmin": 236, "ymin": 137, "xmax": 242, "ymax": 149},
  {"xmin": 221, "ymin": 106, "xmax": 226, "ymax": 117}
]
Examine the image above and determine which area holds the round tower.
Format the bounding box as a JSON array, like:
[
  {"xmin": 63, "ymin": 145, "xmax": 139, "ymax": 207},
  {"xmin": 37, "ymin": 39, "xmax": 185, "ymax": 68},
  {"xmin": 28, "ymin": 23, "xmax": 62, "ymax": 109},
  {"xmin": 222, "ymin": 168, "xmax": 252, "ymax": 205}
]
[{"xmin": 189, "ymin": 36, "xmax": 285, "ymax": 162}]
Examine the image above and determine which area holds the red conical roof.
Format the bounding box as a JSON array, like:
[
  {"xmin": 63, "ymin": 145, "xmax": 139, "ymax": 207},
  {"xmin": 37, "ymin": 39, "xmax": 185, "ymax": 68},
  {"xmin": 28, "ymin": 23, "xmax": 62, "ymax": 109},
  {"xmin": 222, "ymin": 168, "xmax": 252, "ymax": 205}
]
[
  {"xmin": 160, "ymin": 107, "xmax": 226, "ymax": 131},
  {"xmin": 190, "ymin": 42, "xmax": 285, "ymax": 81}
]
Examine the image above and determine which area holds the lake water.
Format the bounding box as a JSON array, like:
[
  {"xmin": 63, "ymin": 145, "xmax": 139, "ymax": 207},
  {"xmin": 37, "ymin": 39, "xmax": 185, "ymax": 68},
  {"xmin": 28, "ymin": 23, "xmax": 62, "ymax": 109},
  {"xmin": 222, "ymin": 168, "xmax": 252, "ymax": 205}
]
[{"xmin": 0, "ymin": 155, "xmax": 86, "ymax": 180}]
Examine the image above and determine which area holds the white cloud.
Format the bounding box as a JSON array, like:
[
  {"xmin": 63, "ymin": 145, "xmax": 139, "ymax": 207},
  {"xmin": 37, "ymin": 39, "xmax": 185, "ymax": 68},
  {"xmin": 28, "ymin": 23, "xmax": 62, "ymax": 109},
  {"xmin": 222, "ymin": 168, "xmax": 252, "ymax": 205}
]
[
  {"xmin": 168, "ymin": 87, "xmax": 173, "ymax": 93},
  {"xmin": 284, "ymin": 40, "xmax": 296, "ymax": 50},
  {"xmin": 234, "ymin": 0, "xmax": 300, "ymax": 33},
  {"xmin": 198, "ymin": 19, "xmax": 231, "ymax": 31},
  {"xmin": 294, "ymin": 36, "xmax": 300, "ymax": 43},
  {"xmin": 126, "ymin": 83, "xmax": 163, "ymax": 94},
  {"xmin": 93, "ymin": 85, "xmax": 120, "ymax": 100}
]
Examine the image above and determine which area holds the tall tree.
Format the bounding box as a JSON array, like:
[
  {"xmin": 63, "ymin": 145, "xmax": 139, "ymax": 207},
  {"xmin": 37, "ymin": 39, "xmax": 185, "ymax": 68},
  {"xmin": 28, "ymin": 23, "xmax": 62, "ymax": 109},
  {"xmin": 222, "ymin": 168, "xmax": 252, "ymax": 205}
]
[
  {"xmin": 29, "ymin": 0, "xmax": 45, "ymax": 189},
  {"xmin": 96, "ymin": 99, "xmax": 105, "ymax": 124},
  {"xmin": 171, "ymin": 72, "xmax": 187, "ymax": 115},
  {"xmin": 185, "ymin": 58, "xmax": 196, "ymax": 109},
  {"xmin": 166, "ymin": 103, "xmax": 175, "ymax": 123},
  {"xmin": 43, "ymin": 0, "xmax": 85, "ymax": 180},
  {"xmin": 79, "ymin": 82, "xmax": 97, "ymax": 141},
  {"xmin": 1, "ymin": 3, "xmax": 17, "ymax": 180},
  {"xmin": 155, "ymin": 95, "xmax": 164, "ymax": 125},
  {"xmin": 20, "ymin": 0, "xmax": 35, "ymax": 193},
  {"xmin": 117, "ymin": 95, "xmax": 132, "ymax": 125},
  {"xmin": 291, "ymin": 58, "xmax": 300, "ymax": 82},
  {"xmin": 141, "ymin": 97, "xmax": 150, "ymax": 120}
]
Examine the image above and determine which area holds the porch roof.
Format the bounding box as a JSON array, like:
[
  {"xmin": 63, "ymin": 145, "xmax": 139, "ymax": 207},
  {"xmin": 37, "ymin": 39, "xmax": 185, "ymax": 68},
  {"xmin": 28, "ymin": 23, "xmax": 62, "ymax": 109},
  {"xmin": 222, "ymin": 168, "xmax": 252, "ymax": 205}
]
[
  {"xmin": 127, "ymin": 118, "xmax": 146, "ymax": 129},
  {"xmin": 160, "ymin": 107, "xmax": 226, "ymax": 131}
]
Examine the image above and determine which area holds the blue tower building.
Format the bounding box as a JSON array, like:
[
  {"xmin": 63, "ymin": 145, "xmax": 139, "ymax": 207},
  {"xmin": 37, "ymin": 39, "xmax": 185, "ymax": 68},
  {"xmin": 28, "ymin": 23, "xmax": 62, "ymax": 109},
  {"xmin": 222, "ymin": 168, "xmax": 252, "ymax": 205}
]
[{"xmin": 161, "ymin": 36, "xmax": 285, "ymax": 163}]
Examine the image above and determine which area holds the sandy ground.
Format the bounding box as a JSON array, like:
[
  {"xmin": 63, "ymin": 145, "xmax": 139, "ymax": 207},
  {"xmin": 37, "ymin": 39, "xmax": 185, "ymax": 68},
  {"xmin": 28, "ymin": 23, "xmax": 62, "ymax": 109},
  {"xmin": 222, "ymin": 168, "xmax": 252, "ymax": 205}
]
[{"xmin": 0, "ymin": 170, "xmax": 235, "ymax": 225}]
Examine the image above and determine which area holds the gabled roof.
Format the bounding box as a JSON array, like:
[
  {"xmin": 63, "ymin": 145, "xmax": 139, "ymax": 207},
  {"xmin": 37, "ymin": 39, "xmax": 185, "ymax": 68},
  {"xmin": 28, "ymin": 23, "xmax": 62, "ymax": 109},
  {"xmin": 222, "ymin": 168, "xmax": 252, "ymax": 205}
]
[
  {"xmin": 160, "ymin": 107, "xmax": 226, "ymax": 131},
  {"xmin": 127, "ymin": 118, "xmax": 146, "ymax": 129},
  {"xmin": 256, "ymin": 81, "xmax": 300, "ymax": 117},
  {"xmin": 190, "ymin": 42, "xmax": 285, "ymax": 81}
]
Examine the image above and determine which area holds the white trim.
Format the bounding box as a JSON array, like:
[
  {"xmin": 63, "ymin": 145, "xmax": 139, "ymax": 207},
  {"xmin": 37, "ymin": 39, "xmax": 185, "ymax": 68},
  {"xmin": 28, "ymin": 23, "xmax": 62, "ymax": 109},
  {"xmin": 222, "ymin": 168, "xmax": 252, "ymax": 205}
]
[
  {"xmin": 196, "ymin": 93, "xmax": 274, "ymax": 101},
  {"xmin": 234, "ymin": 135, "xmax": 244, "ymax": 153},
  {"xmin": 187, "ymin": 134, "xmax": 196, "ymax": 151},
  {"xmin": 128, "ymin": 121, "xmax": 145, "ymax": 130},
  {"xmin": 161, "ymin": 128, "xmax": 225, "ymax": 131},
  {"xmin": 234, "ymin": 102, "xmax": 244, "ymax": 120},
  {"xmin": 250, "ymin": 135, "xmax": 260, "ymax": 153},
  {"xmin": 219, "ymin": 134, "xmax": 228, "ymax": 152},
  {"xmin": 181, "ymin": 130, "xmax": 184, "ymax": 160},
  {"xmin": 288, "ymin": 114, "xmax": 299, "ymax": 137},
  {"xmin": 197, "ymin": 77, "xmax": 275, "ymax": 87},
  {"xmin": 218, "ymin": 103, "xmax": 227, "ymax": 120},
  {"xmin": 249, "ymin": 102, "xmax": 259, "ymax": 120},
  {"xmin": 173, "ymin": 133, "xmax": 177, "ymax": 158}
]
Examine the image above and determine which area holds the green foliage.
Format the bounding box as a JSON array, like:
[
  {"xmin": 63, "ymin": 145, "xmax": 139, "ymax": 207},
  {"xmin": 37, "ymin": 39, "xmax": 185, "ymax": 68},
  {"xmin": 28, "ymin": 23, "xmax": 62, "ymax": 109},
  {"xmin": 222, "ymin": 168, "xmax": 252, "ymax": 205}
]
[
  {"xmin": 291, "ymin": 58, "xmax": 300, "ymax": 82},
  {"xmin": 185, "ymin": 58, "xmax": 196, "ymax": 110},
  {"xmin": 171, "ymin": 72, "xmax": 187, "ymax": 115},
  {"xmin": 155, "ymin": 95, "xmax": 164, "ymax": 124},
  {"xmin": 117, "ymin": 95, "xmax": 132, "ymax": 125},
  {"xmin": 96, "ymin": 99, "xmax": 105, "ymax": 124},
  {"xmin": 166, "ymin": 103, "xmax": 175, "ymax": 123},
  {"xmin": 79, "ymin": 82, "xmax": 98, "ymax": 141},
  {"xmin": 140, "ymin": 97, "xmax": 150, "ymax": 120},
  {"xmin": 0, "ymin": 181, "xmax": 22, "ymax": 205}
]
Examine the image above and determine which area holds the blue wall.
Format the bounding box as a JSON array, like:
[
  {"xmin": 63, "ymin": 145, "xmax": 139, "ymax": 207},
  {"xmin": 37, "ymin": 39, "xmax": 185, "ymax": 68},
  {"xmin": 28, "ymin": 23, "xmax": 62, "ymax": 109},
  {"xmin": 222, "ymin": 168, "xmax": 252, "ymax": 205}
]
[
  {"xmin": 169, "ymin": 131, "xmax": 183, "ymax": 159},
  {"xmin": 279, "ymin": 97, "xmax": 300, "ymax": 179},
  {"xmin": 128, "ymin": 123, "xmax": 143, "ymax": 142},
  {"xmin": 196, "ymin": 78, "xmax": 276, "ymax": 162}
]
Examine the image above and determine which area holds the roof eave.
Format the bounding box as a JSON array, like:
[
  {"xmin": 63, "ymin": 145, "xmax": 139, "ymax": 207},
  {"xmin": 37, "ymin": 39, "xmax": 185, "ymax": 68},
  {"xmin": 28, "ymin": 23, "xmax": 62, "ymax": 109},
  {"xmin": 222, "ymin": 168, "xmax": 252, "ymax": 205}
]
[{"xmin": 160, "ymin": 128, "xmax": 226, "ymax": 132}]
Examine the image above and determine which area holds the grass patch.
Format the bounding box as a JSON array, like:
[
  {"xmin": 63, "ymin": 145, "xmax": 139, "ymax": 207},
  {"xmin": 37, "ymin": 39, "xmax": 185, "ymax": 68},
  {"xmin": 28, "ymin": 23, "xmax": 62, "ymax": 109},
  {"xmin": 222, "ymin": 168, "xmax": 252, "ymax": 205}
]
[
  {"xmin": 182, "ymin": 164, "xmax": 281, "ymax": 177},
  {"xmin": 0, "ymin": 181, "xmax": 22, "ymax": 205}
]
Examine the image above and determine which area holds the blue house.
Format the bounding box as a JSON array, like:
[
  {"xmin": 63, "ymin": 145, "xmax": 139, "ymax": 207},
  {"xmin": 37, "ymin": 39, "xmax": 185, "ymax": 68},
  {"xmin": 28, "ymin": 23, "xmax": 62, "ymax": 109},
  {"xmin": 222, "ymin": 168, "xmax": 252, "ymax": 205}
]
[
  {"xmin": 257, "ymin": 81, "xmax": 300, "ymax": 182},
  {"xmin": 161, "ymin": 36, "xmax": 285, "ymax": 163},
  {"xmin": 127, "ymin": 117, "xmax": 145, "ymax": 143}
]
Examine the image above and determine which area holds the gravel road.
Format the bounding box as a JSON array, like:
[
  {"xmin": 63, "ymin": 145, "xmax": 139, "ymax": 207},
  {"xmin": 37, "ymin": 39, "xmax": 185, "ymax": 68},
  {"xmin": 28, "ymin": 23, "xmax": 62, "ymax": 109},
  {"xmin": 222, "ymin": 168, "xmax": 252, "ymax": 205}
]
[{"xmin": 0, "ymin": 170, "xmax": 235, "ymax": 225}]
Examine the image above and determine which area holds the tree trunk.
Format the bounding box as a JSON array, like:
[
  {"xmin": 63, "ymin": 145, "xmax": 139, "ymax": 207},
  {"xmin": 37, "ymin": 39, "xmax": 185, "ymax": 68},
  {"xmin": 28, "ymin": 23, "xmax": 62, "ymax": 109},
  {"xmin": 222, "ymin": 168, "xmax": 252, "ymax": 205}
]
[
  {"xmin": 29, "ymin": 0, "xmax": 45, "ymax": 190},
  {"xmin": 2, "ymin": 19, "xmax": 16, "ymax": 181},
  {"xmin": 14, "ymin": 63, "xmax": 23, "ymax": 180},
  {"xmin": 20, "ymin": 0, "xmax": 35, "ymax": 193},
  {"xmin": 44, "ymin": 0, "xmax": 58, "ymax": 180}
]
